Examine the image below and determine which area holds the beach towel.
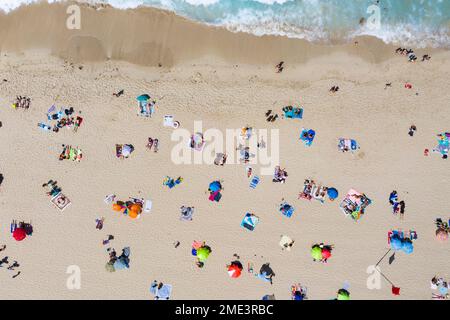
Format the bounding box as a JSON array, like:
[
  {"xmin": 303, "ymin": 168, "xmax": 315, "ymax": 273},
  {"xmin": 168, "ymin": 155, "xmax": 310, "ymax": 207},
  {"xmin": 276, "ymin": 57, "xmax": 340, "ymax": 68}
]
[
  {"xmin": 339, "ymin": 138, "xmax": 359, "ymax": 152},
  {"xmin": 163, "ymin": 115, "xmax": 174, "ymax": 127},
  {"xmin": 241, "ymin": 213, "xmax": 259, "ymax": 231},
  {"xmin": 51, "ymin": 192, "xmax": 71, "ymax": 212},
  {"xmin": 250, "ymin": 176, "xmax": 260, "ymax": 189},
  {"xmin": 154, "ymin": 284, "xmax": 172, "ymax": 300},
  {"xmin": 300, "ymin": 129, "xmax": 315, "ymax": 146},
  {"xmin": 279, "ymin": 202, "xmax": 295, "ymax": 218},
  {"xmin": 284, "ymin": 107, "xmax": 303, "ymax": 119},
  {"xmin": 144, "ymin": 200, "xmax": 152, "ymax": 213}
]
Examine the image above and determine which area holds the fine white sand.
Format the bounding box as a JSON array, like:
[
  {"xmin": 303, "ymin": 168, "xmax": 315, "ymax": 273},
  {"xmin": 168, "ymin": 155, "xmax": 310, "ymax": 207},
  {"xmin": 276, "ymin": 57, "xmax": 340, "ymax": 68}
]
[{"xmin": 0, "ymin": 2, "xmax": 449, "ymax": 300}]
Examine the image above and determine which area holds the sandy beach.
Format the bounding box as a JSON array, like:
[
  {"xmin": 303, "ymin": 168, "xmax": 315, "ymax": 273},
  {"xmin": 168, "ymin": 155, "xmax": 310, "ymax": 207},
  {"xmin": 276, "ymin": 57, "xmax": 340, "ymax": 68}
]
[{"xmin": 0, "ymin": 2, "xmax": 449, "ymax": 300}]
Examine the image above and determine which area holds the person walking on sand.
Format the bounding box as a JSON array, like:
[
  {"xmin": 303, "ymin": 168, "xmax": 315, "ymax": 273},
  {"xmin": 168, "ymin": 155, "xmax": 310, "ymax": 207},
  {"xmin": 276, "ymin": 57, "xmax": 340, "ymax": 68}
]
[{"xmin": 276, "ymin": 61, "xmax": 284, "ymax": 73}]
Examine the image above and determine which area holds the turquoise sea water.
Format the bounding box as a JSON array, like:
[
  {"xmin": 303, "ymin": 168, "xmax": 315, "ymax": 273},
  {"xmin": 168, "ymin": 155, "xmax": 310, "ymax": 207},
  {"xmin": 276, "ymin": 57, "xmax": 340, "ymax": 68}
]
[{"xmin": 2, "ymin": 0, "xmax": 450, "ymax": 47}]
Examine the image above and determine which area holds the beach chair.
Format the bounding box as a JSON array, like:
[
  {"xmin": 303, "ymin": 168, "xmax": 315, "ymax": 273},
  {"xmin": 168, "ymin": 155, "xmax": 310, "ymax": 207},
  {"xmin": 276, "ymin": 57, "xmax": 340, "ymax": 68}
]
[
  {"xmin": 250, "ymin": 176, "xmax": 260, "ymax": 189},
  {"xmin": 241, "ymin": 213, "xmax": 259, "ymax": 231}
]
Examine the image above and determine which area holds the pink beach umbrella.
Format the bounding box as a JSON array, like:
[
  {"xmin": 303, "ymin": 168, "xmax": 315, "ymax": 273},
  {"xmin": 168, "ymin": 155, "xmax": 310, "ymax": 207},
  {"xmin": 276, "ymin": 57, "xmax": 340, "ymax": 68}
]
[{"xmin": 436, "ymin": 229, "xmax": 448, "ymax": 242}]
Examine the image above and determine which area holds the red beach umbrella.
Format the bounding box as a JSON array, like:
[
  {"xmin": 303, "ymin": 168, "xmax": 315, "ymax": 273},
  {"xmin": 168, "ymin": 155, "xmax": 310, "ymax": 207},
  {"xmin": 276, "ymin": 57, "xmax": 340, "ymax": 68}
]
[
  {"xmin": 322, "ymin": 248, "xmax": 332, "ymax": 259},
  {"xmin": 227, "ymin": 264, "xmax": 242, "ymax": 278},
  {"xmin": 13, "ymin": 228, "xmax": 27, "ymax": 241}
]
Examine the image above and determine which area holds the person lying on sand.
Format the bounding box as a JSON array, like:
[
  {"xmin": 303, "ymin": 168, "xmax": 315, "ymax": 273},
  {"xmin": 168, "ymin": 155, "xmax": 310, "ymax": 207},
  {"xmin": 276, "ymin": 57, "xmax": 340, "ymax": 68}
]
[{"xmin": 113, "ymin": 89, "xmax": 124, "ymax": 97}]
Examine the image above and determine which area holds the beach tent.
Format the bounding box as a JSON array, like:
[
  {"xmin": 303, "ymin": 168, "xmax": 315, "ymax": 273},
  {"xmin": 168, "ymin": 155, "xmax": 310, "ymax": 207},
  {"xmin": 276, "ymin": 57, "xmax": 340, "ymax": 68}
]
[
  {"xmin": 12, "ymin": 228, "xmax": 26, "ymax": 241},
  {"xmin": 311, "ymin": 246, "xmax": 322, "ymax": 260}
]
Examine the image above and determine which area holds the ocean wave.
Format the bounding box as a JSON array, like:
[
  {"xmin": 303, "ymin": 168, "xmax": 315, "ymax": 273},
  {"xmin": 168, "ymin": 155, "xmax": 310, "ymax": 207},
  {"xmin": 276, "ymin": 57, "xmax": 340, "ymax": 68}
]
[{"xmin": 1, "ymin": 0, "xmax": 449, "ymax": 48}]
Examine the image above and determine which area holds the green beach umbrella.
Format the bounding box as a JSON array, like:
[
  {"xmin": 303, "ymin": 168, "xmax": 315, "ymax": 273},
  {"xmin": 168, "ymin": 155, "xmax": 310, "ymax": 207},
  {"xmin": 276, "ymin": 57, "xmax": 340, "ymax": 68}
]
[
  {"xmin": 310, "ymin": 246, "xmax": 322, "ymax": 260},
  {"xmin": 337, "ymin": 289, "xmax": 350, "ymax": 300},
  {"xmin": 197, "ymin": 247, "xmax": 210, "ymax": 262},
  {"xmin": 105, "ymin": 262, "xmax": 115, "ymax": 273}
]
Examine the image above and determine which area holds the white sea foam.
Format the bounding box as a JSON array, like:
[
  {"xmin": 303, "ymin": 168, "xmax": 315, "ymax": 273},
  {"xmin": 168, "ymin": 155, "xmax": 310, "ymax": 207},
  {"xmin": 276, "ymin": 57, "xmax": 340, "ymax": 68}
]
[{"xmin": 1, "ymin": 0, "xmax": 448, "ymax": 48}]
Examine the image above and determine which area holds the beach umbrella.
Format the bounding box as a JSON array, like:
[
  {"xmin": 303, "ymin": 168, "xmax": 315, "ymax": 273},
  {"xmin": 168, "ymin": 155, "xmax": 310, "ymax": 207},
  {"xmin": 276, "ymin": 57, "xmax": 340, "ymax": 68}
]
[
  {"xmin": 436, "ymin": 229, "xmax": 448, "ymax": 242},
  {"xmin": 113, "ymin": 258, "xmax": 128, "ymax": 270},
  {"xmin": 311, "ymin": 246, "xmax": 322, "ymax": 260},
  {"xmin": 122, "ymin": 145, "xmax": 133, "ymax": 157},
  {"xmin": 439, "ymin": 284, "xmax": 449, "ymax": 295},
  {"xmin": 137, "ymin": 94, "xmax": 150, "ymax": 102},
  {"xmin": 327, "ymin": 188, "xmax": 338, "ymax": 200},
  {"xmin": 105, "ymin": 262, "xmax": 115, "ymax": 272},
  {"xmin": 337, "ymin": 289, "xmax": 350, "ymax": 300},
  {"xmin": 321, "ymin": 248, "xmax": 332, "ymax": 259},
  {"xmin": 227, "ymin": 264, "xmax": 242, "ymax": 278},
  {"xmin": 12, "ymin": 228, "xmax": 26, "ymax": 241},
  {"xmin": 113, "ymin": 203, "xmax": 123, "ymax": 212},
  {"xmin": 128, "ymin": 209, "xmax": 139, "ymax": 219},
  {"xmin": 390, "ymin": 236, "xmax": 403, "ymax": 251},
  {"xmin": 196, "ymin": 247, "xmax": 210, "ymax": 262},
  {"xmin": 209, "ymin": 181, "xmax": 222, "ymax": 192},
  {"xmin": 402, "ymin": 240, "xmax": 414, "ymax": 254}
]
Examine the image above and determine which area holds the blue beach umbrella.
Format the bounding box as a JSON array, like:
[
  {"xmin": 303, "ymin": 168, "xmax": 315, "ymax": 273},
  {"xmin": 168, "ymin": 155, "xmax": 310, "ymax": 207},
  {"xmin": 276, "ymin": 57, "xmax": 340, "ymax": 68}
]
[
  {"xmin": 390, "ymin": 236, "xmax": 403, "ymax": 251},
  {"xmin": 402, "ymin": 240, "xmax": 414, "ymax": 254},
  {"xmin": 137, "ymin": 94, "xmax": 150, "ymax": 102},
  {"xmin": 209, "ymin": 181, "xmax": 221, "ymax": 192},
  {"xmin": 327, "ymin": 188, "xmax": 339, "ymax": 200}
]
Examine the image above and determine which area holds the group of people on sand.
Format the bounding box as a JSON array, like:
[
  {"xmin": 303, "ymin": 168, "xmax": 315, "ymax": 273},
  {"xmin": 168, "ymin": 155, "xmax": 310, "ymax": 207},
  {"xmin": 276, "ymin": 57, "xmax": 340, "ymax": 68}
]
[
  {"xmin": 13, "ymin": 96, "xmax": 31, "ymax": 109},
  {"xmin": 273, "ymin": 166, "xmax": 288, "ymax": 183},
  {"xmin": 41, "ymin": 106, "xmax": 83, "ymax": 133},
  {"xmin": 146, "ymin": 137, "xmax": 159, "ymax": 153},
  {"xmin": 389, "ymin": 191, "xmax": 406, "ymax": 219},
  {"xmin": 395, "ymin": 47, "xmax": 431, "ymax": 62},
  {"xmin": 0, "ymin": 245, "xmax": 21, "ymax": 278},
  {"xmin": 431, "ymin": 276, "xmax": 449, "ymax": 300}
]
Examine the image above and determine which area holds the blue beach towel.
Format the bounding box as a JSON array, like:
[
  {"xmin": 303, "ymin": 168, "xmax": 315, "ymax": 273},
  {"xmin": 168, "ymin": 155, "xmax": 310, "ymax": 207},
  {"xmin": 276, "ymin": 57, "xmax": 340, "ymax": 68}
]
[{"xmin": 250, "ymin": 176, "xmax": 260, "ymax": 189}]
